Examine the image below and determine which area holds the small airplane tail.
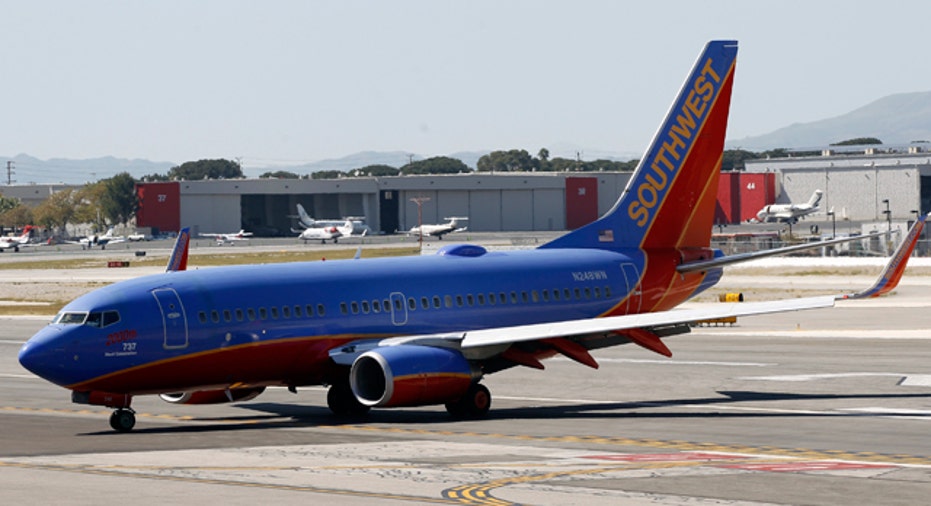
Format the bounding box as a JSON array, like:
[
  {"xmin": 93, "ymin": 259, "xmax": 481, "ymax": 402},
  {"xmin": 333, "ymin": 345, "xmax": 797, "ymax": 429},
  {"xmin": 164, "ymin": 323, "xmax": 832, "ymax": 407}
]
[
  {"xmin": 296, "ymin": 204, "xmax": 314, "ymax": 226},
  {"xmin": 541, "ymin": 40, "xmax": 737, "ymax": 252},
  {"xmin": 166, "ymin": 227, "xmax": 191, "ymax": 272},
  {"xmin": 808, "ymin": 189, "xmax": 824, "ymax": 208},
  {"xmin": 841, "ymin": 213, "xmax": 927, "ymax": 299}
]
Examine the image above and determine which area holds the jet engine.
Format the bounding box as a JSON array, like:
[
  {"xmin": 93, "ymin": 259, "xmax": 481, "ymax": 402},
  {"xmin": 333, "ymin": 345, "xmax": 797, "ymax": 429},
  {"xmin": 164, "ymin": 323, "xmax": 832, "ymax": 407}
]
[
  {"xmin": 349, "ymin": 345, "xmax": 476, "ymax": 407},
  {"xmin": 159, "ymin": 386, "xmax": 266, "ymax": 405}
]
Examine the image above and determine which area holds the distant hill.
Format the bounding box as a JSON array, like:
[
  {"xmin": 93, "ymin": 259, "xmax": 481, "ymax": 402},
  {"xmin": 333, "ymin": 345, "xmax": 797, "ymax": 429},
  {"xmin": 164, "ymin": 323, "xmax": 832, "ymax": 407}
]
[
  {"xmin": 728, "ymin": 91, "xmax": 931, "ymax": 150},
  {"xmin": 0, "ymin": 154, "xmax": 175, "ymax": 186}
]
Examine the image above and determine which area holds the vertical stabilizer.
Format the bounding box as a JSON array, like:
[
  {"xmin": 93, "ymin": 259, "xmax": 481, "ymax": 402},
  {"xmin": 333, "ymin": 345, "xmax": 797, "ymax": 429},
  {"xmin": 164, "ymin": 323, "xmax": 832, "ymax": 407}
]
[
  {"xmin": 166, "ymin": 227, "xmax": 191, "ymax": 272},
  {"xmin": 542, "ymin": 40, "xmax": 737, "ymax": 251}
]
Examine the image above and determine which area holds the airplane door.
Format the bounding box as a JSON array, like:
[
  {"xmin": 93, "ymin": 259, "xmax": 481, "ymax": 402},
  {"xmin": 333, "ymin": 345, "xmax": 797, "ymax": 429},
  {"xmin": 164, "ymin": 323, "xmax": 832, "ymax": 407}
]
[
  {"xmin": 389, "ymin": 292, "xmax": 408, "ymax": 326},
  {"xmin": 620, "ymin": 263, "xmax": 642, "ymax": 314},
  {"xmin": 152, "ymin": 288, "xmax": 189, "ymax": 349}
]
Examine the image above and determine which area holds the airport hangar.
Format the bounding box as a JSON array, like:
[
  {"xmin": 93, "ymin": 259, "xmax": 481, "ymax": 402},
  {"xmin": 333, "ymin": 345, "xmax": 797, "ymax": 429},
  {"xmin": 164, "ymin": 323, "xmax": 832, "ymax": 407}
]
[{"xmin": 129, "ymin": 151, "xmax": 927, "ymax": 239}]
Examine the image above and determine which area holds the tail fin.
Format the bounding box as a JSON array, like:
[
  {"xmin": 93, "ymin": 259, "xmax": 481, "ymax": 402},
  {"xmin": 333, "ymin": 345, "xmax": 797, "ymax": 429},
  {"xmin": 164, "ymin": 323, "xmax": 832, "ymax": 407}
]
[
  {"xmin": 541, "ymin": 40, "xmax": 738, "ymax": 251},
  {"xmin": 808, "ymin": 189, "xmax": 824, "ymax": 207},
  {"xmin": 166, "ymin": 227, "xmax": 191, "ymax": 272},
  {"xmin": 841, "ymin": 213, "xmax": 927, "ymax": 299},
  {"xmin": 296, "ymin": 204, "xmax": 314, "ymax": 226}
]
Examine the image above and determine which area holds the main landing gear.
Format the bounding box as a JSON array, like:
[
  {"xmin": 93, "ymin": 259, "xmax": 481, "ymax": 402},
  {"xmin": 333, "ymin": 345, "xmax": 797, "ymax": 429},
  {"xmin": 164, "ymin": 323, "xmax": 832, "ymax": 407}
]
[
  {"xmin": 109, "ymin": 408, "xmax": 136, "ymax": 432},
  {"xmin": 326, "ymin": 382, "xmax": 370, "ymax": 417},
  {"xmin": 445, "ymin": 383, "xmax": 491, "ymax": 419}
]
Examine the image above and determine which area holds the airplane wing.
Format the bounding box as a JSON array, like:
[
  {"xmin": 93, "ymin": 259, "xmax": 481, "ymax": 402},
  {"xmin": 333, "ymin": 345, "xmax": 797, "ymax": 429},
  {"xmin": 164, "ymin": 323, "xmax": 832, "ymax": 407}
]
[{"xmin": 840, "ymin": 212, "xmax": 927, "ymax": 299}]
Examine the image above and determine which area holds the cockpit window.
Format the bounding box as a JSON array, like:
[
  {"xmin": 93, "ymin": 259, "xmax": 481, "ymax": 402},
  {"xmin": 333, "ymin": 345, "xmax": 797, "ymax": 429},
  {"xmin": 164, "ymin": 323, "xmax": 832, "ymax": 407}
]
[
  {"xmin": 51, "ymin": 310, "xmax": 120, "ymax": 327},
  {"xmin": 53, "ymin": 312, "xmax": 88, "ymax": 325}
]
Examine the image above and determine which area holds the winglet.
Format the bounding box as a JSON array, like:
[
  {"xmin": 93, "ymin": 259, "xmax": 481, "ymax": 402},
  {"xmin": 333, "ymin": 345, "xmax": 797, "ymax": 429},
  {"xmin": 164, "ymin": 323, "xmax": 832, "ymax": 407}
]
[
  {"xmin": 166, "ymin": 227, "xmax": 191, "ymax": 272},
  {"xmin": 840, "ymin": 213, "xmax": 927, "ymax": 299}
]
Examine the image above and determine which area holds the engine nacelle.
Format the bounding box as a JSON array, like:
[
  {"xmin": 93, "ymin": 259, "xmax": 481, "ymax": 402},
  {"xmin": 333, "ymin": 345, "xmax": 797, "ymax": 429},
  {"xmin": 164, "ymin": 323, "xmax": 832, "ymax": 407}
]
[
  {"xmin": 349, "ymin": 345, "xmax": 475, "ymax": 407},
  {"xmin": 159, "ymin": 386, "xmax": 265, "ymax": 405}
]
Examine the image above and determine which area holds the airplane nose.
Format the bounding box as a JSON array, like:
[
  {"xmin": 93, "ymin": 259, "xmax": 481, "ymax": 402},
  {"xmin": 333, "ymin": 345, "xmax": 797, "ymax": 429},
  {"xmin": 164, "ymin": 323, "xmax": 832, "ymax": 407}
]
[{"xmin": 18, "ymin": 327, "xmax": 69, "ymax": 384}]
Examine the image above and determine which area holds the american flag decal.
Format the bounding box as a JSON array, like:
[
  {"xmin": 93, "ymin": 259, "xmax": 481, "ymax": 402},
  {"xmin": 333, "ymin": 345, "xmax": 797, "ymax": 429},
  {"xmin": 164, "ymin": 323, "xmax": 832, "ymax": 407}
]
[{"xmin": 598, "ymin": 229, "xmax": 614, "ymax": 242}]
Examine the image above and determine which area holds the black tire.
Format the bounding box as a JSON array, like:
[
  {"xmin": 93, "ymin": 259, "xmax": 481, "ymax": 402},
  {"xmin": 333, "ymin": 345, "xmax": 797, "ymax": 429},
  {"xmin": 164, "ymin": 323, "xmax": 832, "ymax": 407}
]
[
  {"xmin": 327, "ymin": 383, "xmax": 370, "ymax": 417},
  {"xmin": 109, "ymin": 409, "xmax": 136, "ymax": 432},
  {"xmin": 446, "ymin": 383, "xmax": 491, "ymax": 419}
]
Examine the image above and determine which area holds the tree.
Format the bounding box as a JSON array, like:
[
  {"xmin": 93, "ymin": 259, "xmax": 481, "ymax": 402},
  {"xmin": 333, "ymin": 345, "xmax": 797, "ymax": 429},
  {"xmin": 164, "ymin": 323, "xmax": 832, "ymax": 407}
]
[
  {"xmin": 167, "ymin": 159, "xmax": 244, "ymax": 180},
  {"xmin": 476, "ymin": 150, "xmax": 537, "ymax": 172},
  {"xmin": 401, "ymin": 156, "xmax": 471, "ymax": 175},
  {"xmin": 537, "ymin": 148, "xmax": 550, "ymax": 163},
  {"xmin": 831, "ymin": 137, "xmax": 882, "ymax": 146},
  {"xmin": 312, "ymin": 170, "xmax": 346, "ymax": 180},
  {"xmin": 721, "ymin": 149, "xmax": 759, "ymax": 171},
  {"xmin": 32, "ymin": 189, "xmax": 79, "ymax": 234},
  {"xmin": 0, "ymin": 195, "xmax": 32, "ymax": 233},
  {"xmin": 260, "ymin": 170, "xmax": 301, "ymax": 179},
  {"xmin": 99, "ymin": 172, "xmax": 138, "ymax": 225},
  {"xmin": 350, "ymin": 164, "xmax": 399, "ymax": 177}
]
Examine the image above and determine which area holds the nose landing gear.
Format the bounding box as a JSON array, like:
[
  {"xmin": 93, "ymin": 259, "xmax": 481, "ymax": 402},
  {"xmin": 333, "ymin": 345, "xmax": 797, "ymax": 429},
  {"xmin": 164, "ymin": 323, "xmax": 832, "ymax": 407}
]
[{"xmin": 108, "ymin": 408, "xmax": 136, "ymax": 432}]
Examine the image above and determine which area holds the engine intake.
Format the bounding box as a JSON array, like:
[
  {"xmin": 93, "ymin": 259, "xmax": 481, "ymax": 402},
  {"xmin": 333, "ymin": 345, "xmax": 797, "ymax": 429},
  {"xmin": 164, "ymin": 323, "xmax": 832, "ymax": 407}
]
[
  {"xmin": 159, "ymin": 386, "xmax": 265, "ymax": 405},
  {"xmin": 350, "ymin": 345, "xmax": 475, "ymax": 407}
]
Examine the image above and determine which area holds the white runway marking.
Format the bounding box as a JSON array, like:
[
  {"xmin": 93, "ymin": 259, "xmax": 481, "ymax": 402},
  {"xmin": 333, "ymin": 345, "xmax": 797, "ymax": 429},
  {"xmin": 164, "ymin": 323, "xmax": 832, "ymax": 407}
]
[
  {"xmin": 690, "ymin": 329, "xmax": 931, "ymax": 339},
  {"xmin": 554, "ymin": 357, "xmax": 772, "ymax": 367},
  {"xmin": 740, "ymin": 372, "xmax": 905, "ymax": 382}
]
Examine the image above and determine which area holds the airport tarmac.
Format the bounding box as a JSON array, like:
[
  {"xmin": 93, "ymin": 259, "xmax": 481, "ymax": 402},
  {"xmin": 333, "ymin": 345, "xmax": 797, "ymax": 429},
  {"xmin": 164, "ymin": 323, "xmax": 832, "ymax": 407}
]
[{"xmin": 1, "ymin": 242, "xmax": 931, "ymax": 505}]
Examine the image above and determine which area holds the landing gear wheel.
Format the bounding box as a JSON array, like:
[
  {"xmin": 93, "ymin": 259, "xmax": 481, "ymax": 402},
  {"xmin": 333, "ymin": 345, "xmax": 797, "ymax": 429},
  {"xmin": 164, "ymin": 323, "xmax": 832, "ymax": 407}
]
[
  {"xmin": 109, "ymin": 409, "xmax": 136, "ymax": 432},
  {"xmin": 446, "ymin": 383, "xmax": 491, "ymax": 419},
  {"xmin": 327, "ymin": 382, "xmax": 370, "ymax": 417}
]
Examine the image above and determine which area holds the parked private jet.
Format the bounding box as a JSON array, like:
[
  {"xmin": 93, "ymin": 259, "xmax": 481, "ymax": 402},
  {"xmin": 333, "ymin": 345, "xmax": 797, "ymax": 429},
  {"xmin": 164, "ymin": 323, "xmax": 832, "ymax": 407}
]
[
  {"xmin": 752, "ymin": 189, "xmax": 823, "ymax": 223},
  {"xmin": 409, "ymin": 217, "xmax": 468, "ymax": 240}
]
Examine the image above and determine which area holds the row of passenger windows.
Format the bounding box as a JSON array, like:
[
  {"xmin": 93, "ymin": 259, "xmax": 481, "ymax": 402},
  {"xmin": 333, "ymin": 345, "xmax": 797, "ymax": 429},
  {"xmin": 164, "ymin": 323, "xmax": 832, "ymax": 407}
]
[
  {"xmin": 339, "ymin": 285, "xmax": 614, "ymax": 316},
  {"xmin": 196, "ymin": 284, "xmax": 616, "ymax": 324},
  {"xmin": 197, "ymin": 303, "xmax": 327, "ymax": 325}
]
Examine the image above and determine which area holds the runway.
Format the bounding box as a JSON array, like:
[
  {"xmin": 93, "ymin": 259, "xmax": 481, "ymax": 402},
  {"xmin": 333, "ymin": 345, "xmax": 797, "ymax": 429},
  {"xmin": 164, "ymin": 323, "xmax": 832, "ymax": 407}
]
[{"xmin": 2, "ymin": 247, "xmax": 931, "ymax": 504}]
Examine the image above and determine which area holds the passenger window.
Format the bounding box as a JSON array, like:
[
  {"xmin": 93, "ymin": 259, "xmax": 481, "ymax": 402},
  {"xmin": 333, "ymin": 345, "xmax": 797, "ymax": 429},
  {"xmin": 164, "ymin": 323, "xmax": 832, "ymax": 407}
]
[
  {"xmin": 605, "ymin": 286, "xmax": 612, "ymax": 298},
  {"xmin": 433, "ymin": 296, "xmax": 441, "ymax": 308},
  {"xmin": 198, "ymin": 311, "xmax": 207, "ymax": 324},
  {"xmin": 541, "ymin": 290, "xmax": 549, "ymax": 302},
  {"xmin": 317, "ymin": 304, "xmax": 326, "ymax": 316},
  {"xmin": 488, "ymin": 293, "xmax": 497, "ymax": 305},
  {"xmin": 211, "ymin": 310, "xmax": 220, "ymax": 323},
  {"xmin": 584, "ymin": 287, "xmax": 591, "ymax": 299},
  {"xmin": 372, "ymin": 300, "xmax": 381, "ymax": 312},
  {"xmin": 574, "ymin": 288, "xmax": 581, "ymax": 299},
  {"xmin": 282, "ymin": 306, "xmax": 291, "ymax": 318},
  {"xmin": 294, "ymin": 305, "xmax": 302, "ymax": 318},
  {"xmin": 223, "ymin": 310, "xmax": 232, "ymax": 322},
  {"xmin": 564, "ymin": 288, "xmax": 571, "ymax": 299},
  {"xmin": 362, "ymin": 301, "xmax": 370, "ymax": 314},
  {"xmin": 408, "ymin": 298, "xmax": 416, "ymax": 310},
  {"xmin": 467, "ymin": 294, "xmax": 474, "ymax": 306},
  {"xmin": 340, "ymin": 303, "xmax": 348, "ymax": 315},
  {"xmin": 510, "ymin": 292, "xmax": 518, "ymax": 304},
  {"xmin": 477, "ymin": 293, "xmax": 485, "ymax": 305},
  {"xmin": 594, "ymin": 287, "xmax": 601, "ymax": 298},
  {"xmin": 247, "ymin": 308, "xmax": 256, "ymax": 321},
  {"xmin": 553, "ymin": 289, "xmax": 561, "ymax": 301},
  {"xmin": 270, "ymin": 307, "xmax": 279, "ymax": 319},
  {"xmin": 259, "ymin": 307, "xmax": 268, "ymax": 320},
  {"xmin": 455, "ymin": 295, "xmax": 463, "ymax": 307},
  {"xmin": 351, "ymin": 302, "xmax": 359, "ymax": 314},
  {"xmin": 304, "ymin": 305, "xmax": 313, "ymax": 317},
  {"xmin": 394, "ymin": 298, "xmax": 402, "ymax": 311},
  {"xmin": 421, "ymin": 297, "xmax": 429, "ymax": 309},
  {"xmin": 235, "ymin": 308, "xmax": 244, "ymax": 321}
]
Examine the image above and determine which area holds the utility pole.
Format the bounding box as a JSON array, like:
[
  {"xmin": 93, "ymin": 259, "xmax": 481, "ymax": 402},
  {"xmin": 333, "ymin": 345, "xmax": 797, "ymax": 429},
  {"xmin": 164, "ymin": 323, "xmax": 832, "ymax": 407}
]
[
  {"xmin": 6, "ymin": 161, "xmax": 14, "ymax": 185},
  {"xmin": 409, "ymin": 196, "xmax": 430, "ymax": 250}
]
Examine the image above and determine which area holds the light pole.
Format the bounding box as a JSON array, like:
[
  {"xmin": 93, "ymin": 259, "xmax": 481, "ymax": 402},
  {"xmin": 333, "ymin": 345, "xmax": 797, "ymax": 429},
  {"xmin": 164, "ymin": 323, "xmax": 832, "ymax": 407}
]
[
  {"xmin": 826, "ymin": 209, "xmax": 836, "ymax": 239},
  {"xmin": 882, "ymin": 199, "xmax": 891, "ymax": 255},
  {"xmin": 409, "ymin": 196, "xmax": 430, "ymax": 250}
]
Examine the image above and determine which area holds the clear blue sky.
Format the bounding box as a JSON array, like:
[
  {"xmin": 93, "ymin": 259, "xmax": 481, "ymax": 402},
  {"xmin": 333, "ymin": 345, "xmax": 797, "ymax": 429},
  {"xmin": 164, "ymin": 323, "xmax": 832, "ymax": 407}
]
[{"xmin": 3, "ymin": 1, "xmax": 929, "ymax": 169}]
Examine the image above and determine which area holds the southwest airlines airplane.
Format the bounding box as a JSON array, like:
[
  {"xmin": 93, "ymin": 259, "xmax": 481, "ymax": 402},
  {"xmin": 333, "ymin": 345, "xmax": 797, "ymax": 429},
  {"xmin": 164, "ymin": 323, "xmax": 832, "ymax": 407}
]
[{"xmin": 18, "ymin": 41, "xmax": 926, "ymax": 432}]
